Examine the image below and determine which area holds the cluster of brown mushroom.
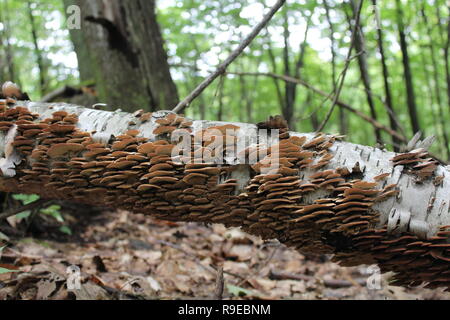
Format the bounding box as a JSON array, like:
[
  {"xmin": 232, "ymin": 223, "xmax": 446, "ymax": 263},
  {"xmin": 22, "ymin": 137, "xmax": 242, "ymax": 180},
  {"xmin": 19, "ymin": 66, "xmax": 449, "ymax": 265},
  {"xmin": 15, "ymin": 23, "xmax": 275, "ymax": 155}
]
[
  {"xmin": 152, "ymin": 112, "xmax": 192, "ymax": 136},
  {"xmin": 3, "ymin": 96, "xmax": 450, "ymax": 290},
  {"xmin": 0, "ymin": 107, "xmax": 40, "ymax": 155},
  {"xmin": 391, "ymin": 148, "xmax": 439, "ymax": 182},
  {"xmin": 243, "ymin": 133, "xmax": 347, "ymax": 253},
  {"xmin": 277, "ymin": 166, "xmax": 383, "ymax": 255},
  {"xmin": 292, "ymin": 180, "xmax": 379, "ymax": 236},
  {"xmin": 330, "ymin": 225, "xmax": 450, "ymax": 290}
]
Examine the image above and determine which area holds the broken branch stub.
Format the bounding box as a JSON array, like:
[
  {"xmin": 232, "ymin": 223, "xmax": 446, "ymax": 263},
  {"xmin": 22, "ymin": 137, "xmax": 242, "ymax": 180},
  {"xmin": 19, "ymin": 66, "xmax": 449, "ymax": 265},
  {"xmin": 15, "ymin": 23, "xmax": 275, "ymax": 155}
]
[{"xmin": 1, "ymin": 98, "xmax": 450, "ymax": 290}]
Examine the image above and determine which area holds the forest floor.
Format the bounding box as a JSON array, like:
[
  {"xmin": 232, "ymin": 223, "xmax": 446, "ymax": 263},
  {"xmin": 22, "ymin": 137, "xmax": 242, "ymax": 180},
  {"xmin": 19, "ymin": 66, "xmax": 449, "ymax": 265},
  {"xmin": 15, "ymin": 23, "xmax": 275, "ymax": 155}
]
[{"xmin": 1, "ymin": 207, "xmax": 450, "ymax": 300}]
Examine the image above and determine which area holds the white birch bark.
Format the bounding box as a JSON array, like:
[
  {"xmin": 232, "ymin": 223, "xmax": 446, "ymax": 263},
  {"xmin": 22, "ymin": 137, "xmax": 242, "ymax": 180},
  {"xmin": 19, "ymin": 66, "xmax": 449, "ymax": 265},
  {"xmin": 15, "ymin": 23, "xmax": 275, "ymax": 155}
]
[{"xmin": 0, "ymin": 100, "xmax": 449, "ymax": 289}]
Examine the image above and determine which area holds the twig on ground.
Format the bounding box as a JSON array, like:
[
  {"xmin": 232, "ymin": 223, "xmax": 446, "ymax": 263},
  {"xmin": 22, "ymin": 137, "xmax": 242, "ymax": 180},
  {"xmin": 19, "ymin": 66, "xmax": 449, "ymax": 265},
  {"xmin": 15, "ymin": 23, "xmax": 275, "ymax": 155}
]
[
  {"xmin": 269, "ymin": 269, "xmax": 367, "ymax": 288},
  {"xmin": 0, "ymin": 199, "xmax": 50, "ymax": 220},
  {"xmin": 259, "ymin": 245, "xmax": 280, "ymax": 275},
  {"xmin": 155, "ymin": 239, "xmax": 215, "ymax": 272},
  {"xmin": 154, "ymin": 238, "xmax": 246, "ymax": 280},
  {"xmin": 214, "ymin": 267, "xmax": 224, "ymax": 300},
  {"xmin": 236, "ymin": 243, "xmax": 281, "ymax": 287},
  {"xmin": 172, "ymin": 0, "xmax": 286, "ymax": 113}
]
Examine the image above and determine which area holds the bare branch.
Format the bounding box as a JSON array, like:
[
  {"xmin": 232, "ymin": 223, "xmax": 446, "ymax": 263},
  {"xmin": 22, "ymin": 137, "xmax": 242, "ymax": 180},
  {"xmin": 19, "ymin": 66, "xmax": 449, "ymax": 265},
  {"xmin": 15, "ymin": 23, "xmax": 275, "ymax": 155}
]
[
  {"xmin": 172, "ymin": 0, "xmax": 286, "ymax": 114},
  {"xmin": 227, "ymin": 71, "xmax": 407, "ymax": 143},
  {"xmin": 0, "ymin": 199, "xmax": 49, "ymax": 220}
]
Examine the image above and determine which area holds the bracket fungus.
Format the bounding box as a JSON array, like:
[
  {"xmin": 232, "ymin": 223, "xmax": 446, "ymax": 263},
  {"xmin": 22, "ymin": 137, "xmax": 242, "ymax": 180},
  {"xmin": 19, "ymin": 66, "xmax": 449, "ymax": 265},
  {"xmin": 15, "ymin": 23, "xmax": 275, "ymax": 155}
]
[{"xmin": 2, "ymin": 95, "xmax": 450, "ymax": 290}]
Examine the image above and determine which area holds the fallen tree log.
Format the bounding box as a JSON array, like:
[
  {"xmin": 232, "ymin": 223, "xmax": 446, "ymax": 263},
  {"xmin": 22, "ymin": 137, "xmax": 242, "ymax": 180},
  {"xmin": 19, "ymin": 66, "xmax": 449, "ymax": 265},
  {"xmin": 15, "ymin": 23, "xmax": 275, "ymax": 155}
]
[{"xmin": 0, "ymin": 98, "xmax": 450, "ymax": 290}]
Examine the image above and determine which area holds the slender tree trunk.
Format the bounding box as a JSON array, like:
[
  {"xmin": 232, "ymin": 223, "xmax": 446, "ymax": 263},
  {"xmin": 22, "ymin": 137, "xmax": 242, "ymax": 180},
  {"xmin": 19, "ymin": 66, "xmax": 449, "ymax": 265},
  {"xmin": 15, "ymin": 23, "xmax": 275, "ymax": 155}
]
[
  {"xmin": 442, "ymin": 4, "xmax": 450, "ymax": 112},
  {"xmin": 64, "ymin": 0, "xmax": 179, "ymax": 112},
  {"xmin": 0, "ymin": 0, "xmax": 17, "ymax": 84},
  {"xmin": 27, "ymin": 1, "xmax": 46, "ymax": 96},
  {"xmin": 243, "ymin": 55, "xmax": 263, "ymax": 123},
  {"xmin": 237, "ymin": 58, "xmax": 251, "ymax": 122},
  {"xmin": 324, "ymin": 0, "xmax": 347, "ymax": 136},
  {"xmin": 304, "ymin": 89, "xmax": 319, "ymax": 130},
  {"xmin": 420, "ymin": 4, "xmax": 450, "ymax": 159},
  {"xmin": 0, "ymin": 9, "xmax": 6, "ymax": 81},
  {"xmin": 266, "ymin": 40, "xmax": 285, "ymax": 113},
  {"xmin": 281, "ymin": 9, "xmax": 310, "ymax": 131},
  {"xmin": 395, "ymin": 0, "xmax": 421, "ymax": 135},
  {"xmin": 371, "ymin": 0, "xmax": 400, "ymax": 151},
  {"xmin": 245, "ymin": 75, "xmax": 256, "ymax": 123},
  {"xmin": 1, "ymin": 99, "xmax": 450, "ymax": 290},
  {"xmin": 348, "ymin": 0, "xmax": 382, "ymax": 144},
  {"xmin": 419, "ymin": 50, "xmax": 445, "ymax": 155},
  {"xmin": 239, "ymin": 74, "xmax": 249, "ymax": 122},
  {"xmin": 282, "ymin": 7, "xmax": 295, "ymax": 128},
  {"xmin": 190, "ymin": 35, "xmax": 206, "ymax": 119},
  {"xmin": 217, "ymin": 77, "xmax": 225, "ymax": 121}
]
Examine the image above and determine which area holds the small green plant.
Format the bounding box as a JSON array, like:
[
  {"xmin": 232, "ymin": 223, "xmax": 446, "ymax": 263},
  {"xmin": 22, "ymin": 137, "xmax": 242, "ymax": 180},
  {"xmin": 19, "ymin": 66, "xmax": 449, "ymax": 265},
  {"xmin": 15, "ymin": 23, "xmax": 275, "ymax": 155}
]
[
  {"xmin": 226, "ymin": 284, "xmax": 255, "ymax": 298},
  {"xmin": 0, "ymin": 246, "xmax": 19, "ymax": 275},
  {"xmin": 40, "ymin": 204, "xmax": 63, "ymax": 222},
  {"xmin": 11, "ymin": 194, "xmax": 72, "ymax": 235},
  {"xmin": 59, "ymin": 226, "xmax": 72, "ymax": 235},
  {"xmin": 11, "ymin": 194, "xmax": 39, "ymax": 219}
]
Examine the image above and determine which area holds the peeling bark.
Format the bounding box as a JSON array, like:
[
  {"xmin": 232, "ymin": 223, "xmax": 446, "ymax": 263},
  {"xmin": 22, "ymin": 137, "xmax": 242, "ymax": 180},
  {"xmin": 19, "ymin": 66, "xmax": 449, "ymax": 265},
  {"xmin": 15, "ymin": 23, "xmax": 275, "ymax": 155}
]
[{"xmin": 1, "ymin": 99, "xmax": 450, "ymax": 290}]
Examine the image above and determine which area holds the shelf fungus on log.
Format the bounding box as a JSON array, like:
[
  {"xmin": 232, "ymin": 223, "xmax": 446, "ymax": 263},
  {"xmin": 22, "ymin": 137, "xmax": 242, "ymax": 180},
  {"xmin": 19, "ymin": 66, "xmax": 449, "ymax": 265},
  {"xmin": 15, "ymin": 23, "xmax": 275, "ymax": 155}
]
[{"xmin": 2, "ymin": 98, "xmax": 450, "ymax": 290}]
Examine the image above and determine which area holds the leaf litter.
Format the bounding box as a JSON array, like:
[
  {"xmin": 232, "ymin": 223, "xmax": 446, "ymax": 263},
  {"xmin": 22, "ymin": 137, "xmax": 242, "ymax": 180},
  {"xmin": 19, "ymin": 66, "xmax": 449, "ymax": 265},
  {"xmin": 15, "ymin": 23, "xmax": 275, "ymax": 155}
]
[{"xmin": 1, "ymin": 208, "xmax": 450, "ymax": 300}]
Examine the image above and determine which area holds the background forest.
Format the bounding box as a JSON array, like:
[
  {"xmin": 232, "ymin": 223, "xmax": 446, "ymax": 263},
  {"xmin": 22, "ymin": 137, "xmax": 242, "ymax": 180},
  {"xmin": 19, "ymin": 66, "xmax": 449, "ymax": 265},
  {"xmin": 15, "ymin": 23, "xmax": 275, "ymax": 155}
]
[
  {"xmin": 1, "ymin": 0, "xmax": 448, "ymax": 157},
  {"xmin": 2, "ymin": 0, "xmax": 450, "ymax": 300}
]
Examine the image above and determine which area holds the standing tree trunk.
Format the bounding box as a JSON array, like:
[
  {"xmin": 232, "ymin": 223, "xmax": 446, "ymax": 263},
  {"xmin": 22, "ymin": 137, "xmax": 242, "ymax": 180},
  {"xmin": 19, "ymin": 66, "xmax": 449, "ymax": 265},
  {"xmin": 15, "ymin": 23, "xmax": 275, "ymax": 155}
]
[
  {"xmin": 395, "ymin": 0, "xmax": 421, "ymax": 135},
  {"xmin": 266, "ymin": 40, "xmax": 286, "ymax": 114},
  {"xmin": 372, "ymin": 0, "xmax": 400, "ymax": 151},
  {"xmin": 64, "ymin": 0, "xmax": 179, "ymax": 112},
  {"xmin": 217, "ymin": 76, "xmax": 225, "ymax": 121},
  {"xmin": 419, "ymin": 3, "xmax": 450, "ymax": 159},
  {"xmin": 419, "ymin": 49, "xmax": 444, "ymax": 154},
  {"xmin": 324, "ymin": 0, "xmax": 347, "ymax": 136},
  {"xmin": 282, "ymin": 7, "xmax": 294, "ymax": 128},
  {"xmin": 27, "ymin": 1, "xmax": 46, "ymax": 96},
  {"xmin": 442, "ymin": 4, "xmax": 450, "ymax": 113},
  {"xmin": 281, "ymin": 7, "xmax": 310, "ymax": 130},
  {"xmin": 0, "ymin": 9, "xmax": 6, "ymax": 81},
  {"xmin": 0, "ymin": 0, "xmax": 17, "ymax": 84},
  {"xmin": 189, "ymin": 35, "xmax": 207, "ymax": 119},
  {"xmin": 348, "ymin": 0, "xmax": 382, "ymax": 144},
  {"xmin": 237, "ymin": 56, "xmax": 262, "ymax": 123}
]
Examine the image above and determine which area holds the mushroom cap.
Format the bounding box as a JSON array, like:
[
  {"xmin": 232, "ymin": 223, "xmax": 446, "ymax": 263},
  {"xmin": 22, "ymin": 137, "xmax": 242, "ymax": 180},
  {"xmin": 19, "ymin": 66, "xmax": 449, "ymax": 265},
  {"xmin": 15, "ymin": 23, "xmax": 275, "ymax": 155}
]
[
  {"xmin": 47, "ymin": 143, "xmax": 84, "ymax": 158},
  {"xmin": 52, "ymin": 111, "xmax": 69, "ymax": 117},
  {"xmin": 126, "ymin": 129, "xmax": 140, "ymax": 136},
  {"xmin": 137, "ymin": 142, "xmax": 155, "ymax": 154},
  {"xmin": 149, "ymin": 163, "xmax": 173, "ymax": 172},
  {"xmin": 48, "ymin": 123, "xmax": 76, "ymax": 134},
  {"xmin": 112, "ymin": 138, "xmax": 136, "ymax": 150},
  {"xmin": 106, "ymin": 160, "xmax": 138, "ymax": 169},
  {"xmin": 137, "ymin": 184, "xmax": 162, "ymax": 192},
  {"xmin": 182, "ymin": 172, "xmax": 209, "ymax": 185},
  {"xmin": 153, "ymin": 126, "xmax": 177, "ymax": 135}
]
